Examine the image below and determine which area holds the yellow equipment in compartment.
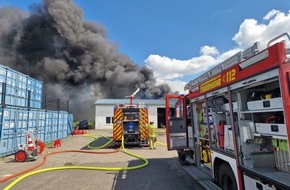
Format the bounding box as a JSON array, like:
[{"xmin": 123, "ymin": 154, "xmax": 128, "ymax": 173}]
[{"xmin": 199, "ymin": 140, "xmax": 211, "ymax": 164}]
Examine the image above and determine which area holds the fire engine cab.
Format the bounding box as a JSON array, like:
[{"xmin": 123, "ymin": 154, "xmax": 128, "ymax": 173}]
[{"xmin": 166, "ymin": 33, "xmax": 290, "ymax": 190}]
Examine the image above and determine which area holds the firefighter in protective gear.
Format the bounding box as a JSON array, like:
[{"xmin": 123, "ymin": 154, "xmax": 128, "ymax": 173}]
[{"xmin": 147, "ymin": 121, "xmax": 157, "ymax": 149}]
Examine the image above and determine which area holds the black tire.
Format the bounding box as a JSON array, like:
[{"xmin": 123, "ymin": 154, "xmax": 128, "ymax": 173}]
[
  {"xmin": 178, "ymin": 150, "xmax": 187, "ymax": 166},
  {"xmin": 15, "ymin": 150, "xmax": 27, "ymax": 162},
  {"xmin": 218, "ymin": 163, "xmax": 238, "ymax": 190}
]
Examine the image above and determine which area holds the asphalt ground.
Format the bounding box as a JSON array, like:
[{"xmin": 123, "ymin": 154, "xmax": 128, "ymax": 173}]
[{"xmin": 0, "ymin": 129, "xmax": 206, "ymax": 190}]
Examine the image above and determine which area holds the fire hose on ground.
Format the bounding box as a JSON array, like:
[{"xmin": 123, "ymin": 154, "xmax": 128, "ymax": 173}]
[{"xmin": 2, "ymin": 134, "xmax": 151, "ymax": 190}]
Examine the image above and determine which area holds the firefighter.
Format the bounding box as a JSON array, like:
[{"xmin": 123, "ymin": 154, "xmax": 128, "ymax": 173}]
[{"xmin": 147, "ymin": 121, "xmax": 157, "ymax": 149}]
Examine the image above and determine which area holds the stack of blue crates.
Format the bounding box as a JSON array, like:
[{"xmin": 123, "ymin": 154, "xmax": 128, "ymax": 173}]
[{"xmin": 0, "ymin": 65, "xmax": 74, "ymax": 157}]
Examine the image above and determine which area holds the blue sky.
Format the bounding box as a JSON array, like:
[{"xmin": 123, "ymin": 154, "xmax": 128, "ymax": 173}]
[{"xmin": 1, "ymin": 0, "xmax": 290, "ymax": 93}]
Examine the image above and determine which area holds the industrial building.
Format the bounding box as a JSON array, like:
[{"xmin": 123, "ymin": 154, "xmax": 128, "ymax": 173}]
[{"xmin": 94, "ymin": 99, "xmax": 167, "ymax": 129}]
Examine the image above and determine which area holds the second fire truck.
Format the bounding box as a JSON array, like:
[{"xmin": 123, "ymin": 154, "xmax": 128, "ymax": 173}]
[{"xmin": 113, "ymin": 88, "xmax": 149, "ymax": 146}]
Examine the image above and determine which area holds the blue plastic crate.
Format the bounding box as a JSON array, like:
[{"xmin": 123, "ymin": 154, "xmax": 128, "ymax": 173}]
[
  {"xmin": 15, "ymin": 129, "xmax": 27, "ymax": 148},
  {"xmin": 67, "ymin": 114, "xmax": 74, "ymax": 135},
  {"xmin": 57, "ymin": 130, "xmax": 63, "ymax": 139},
  {"xmin": 6, "ymin": 67, "xmax": 28, "ymax": 91},
  {"xmin": 44, "ymin": 131, "xmax": 52, "ymax": 143},
  {"xmin": 36, "ymin": 132, "xmax": 45, "ymax": 142},
  {"xmin": 44, "ymin": 110, "xmax": 59, "ymax": 141},
  {"xmin": 17, "ymin": 109, "xmax": 28, "ymax": 129},
  {"xmin": 45, "ymin": 131, "xmax": 52, "ymax": 143},
  {"xmin": 51, "ymin": 131, "xmax": 58, "ymax": 141},
  {"xmin": 28, "ymin": 110, "xmax": 37, "ymax": 133},
  {"xmin": 0, "ymin": 108, "xmax": 17, "ymax": 156},
  {"xmin": 5, "ymin": 84, "xmax": 28, "ymax": 107},
  {"xmin": 2, "ymin": 69, "xmax": 43, "ymax": 108},
  {"xmin": 0, "ymin": 65, "xmax": 7, "ymax": 105},
  {"xmin": 27, "ymin": 77, "xmax": 43, "ymax": 109},
  {"xmin": 0, "ymin": 138, "xmax": 15, "ymax": 156},
  {"xmin": 15, "ymin": 108, "xmax": 29, "ymax": 147},
  {"xmin": 0, "ymin": 65, "xmax": 7, "ymax": 83},
  {"xmin": 2, "ymin": 108, "xmax": 17, "ymax": 131}
]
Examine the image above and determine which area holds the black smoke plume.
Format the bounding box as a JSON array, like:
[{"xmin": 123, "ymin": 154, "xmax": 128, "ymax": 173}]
[{"xmin": 0, "ymin": 0, "xmax": 171, "ymax": 120}]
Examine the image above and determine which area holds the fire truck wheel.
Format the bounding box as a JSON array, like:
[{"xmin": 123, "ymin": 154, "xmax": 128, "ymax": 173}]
[
  {"xmin": 218, "ymin": 163, "xmax": 238, "ymax": 190},
  {"xmin": 15, "ymin": 150, "xmax": 27, "ymax": 162},
  {"xmin": 178, "ymin": 150, "xmax": 186, "ymax": 166}
]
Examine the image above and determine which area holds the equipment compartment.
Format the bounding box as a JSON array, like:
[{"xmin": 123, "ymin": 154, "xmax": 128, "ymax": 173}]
[
  {"xmin": 255, "ymin": 123, "xmax": 287, "ymax": 136},
  {"xmin": 252, "ymin": 151, "xmax": 276, "ymax": 168},
  {"xmin": 225, "ymin": 102, "xmax": 238, "ymax": 112},
  {"xmin": 247, "ymin": 97, "xmax": 283, "ymax": 110}
]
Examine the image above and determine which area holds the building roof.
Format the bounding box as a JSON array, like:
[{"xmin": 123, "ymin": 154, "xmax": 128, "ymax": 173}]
[{"xmin": 95, "ymin": 99, "xmax": 165, "ymax": 106}]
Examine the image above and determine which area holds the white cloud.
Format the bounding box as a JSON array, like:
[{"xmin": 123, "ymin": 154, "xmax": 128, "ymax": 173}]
[
  {"xmin": 145, "ymin": 9, "xmax": 290, "ymax": 94},
  {"xmin": 264, "ymin": 9, "xmax": 280, "ymax": 20},
  {"xmin": 145, "ymin": 45, "xmax": 217, "ymax": 80},
  {"xmin": 200, "ymin": 46, "xmax": 219, "ymax": 56},
  {"xmin": 156, "ymin": 78, "xmax": 188, "ymax": 95},
  {"xmin": 233, "ymin": 10, "xmax": 290, "ymax": 49},
  {"xmin": 232, "ymin": 19, "xmax": 266, "ymax": 48},
  {"xmin": 216, "ymin": 48, "xmax": 242, "ymax": 63},
  {"xmin": 145, "ymin": 46, "xmax": 241, "ymax": 94}
]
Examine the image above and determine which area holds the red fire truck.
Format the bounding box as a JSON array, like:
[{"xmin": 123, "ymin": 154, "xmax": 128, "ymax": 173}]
[
  {"xmin": 113, "ymin": 88, "xmax": 149, "ymax": 146},
  {"xmin": 165, "ymin": 33, "xmax": 290, "ymax": 190}
]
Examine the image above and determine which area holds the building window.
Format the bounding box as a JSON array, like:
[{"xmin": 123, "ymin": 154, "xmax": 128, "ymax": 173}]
[
  {"xmin": 112, "ymin": 117, "xmax": 114, "ymax": 123},
  {"xmin": 106, "ymin": 117, "xmax": 111, "ymax": 124}
]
